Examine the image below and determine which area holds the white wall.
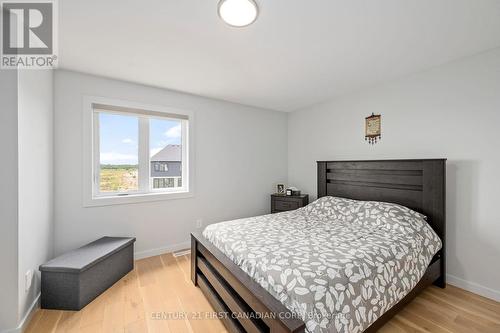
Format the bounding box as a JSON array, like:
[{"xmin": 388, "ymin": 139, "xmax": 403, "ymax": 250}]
[
  {"xmin": 0, "ymin": 70, "xmax": 19, "ymax": 331},
  {"xmin": 17, "ymin": 70, "xmax": 54, "ymax": 323},
  {"xmin": 288, "ymin": 47, "xmax": 500, "ymax": 301},
  {"xmin": 0, "ymin": 69, "xmax": 54, "ymax": 332},
  {"xmin": 54, "ymin": 70, "xmax": 288, "ymax": 257}
]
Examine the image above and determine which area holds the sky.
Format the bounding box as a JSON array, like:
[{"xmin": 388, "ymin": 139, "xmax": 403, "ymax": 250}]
[{"xmin": 99, "ymin": 113, "xmax": 181, "ymax": 165}]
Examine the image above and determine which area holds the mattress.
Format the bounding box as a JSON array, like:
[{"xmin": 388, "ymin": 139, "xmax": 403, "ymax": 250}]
[{"xmin": 202, "ymin": 196, "xmax": 442, "ymax": 333}]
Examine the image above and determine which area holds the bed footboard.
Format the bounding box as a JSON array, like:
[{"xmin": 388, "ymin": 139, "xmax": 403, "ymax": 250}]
[{"xmin": 191, "ymin": 232, "xmax": 306, "ymax": 333}]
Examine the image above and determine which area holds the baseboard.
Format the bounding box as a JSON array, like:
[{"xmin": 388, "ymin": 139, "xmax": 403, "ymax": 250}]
[
  {"xmin": 173, "ymin": 249, "xmax": 191, "ymax": 257},
  {"xmin": 1, "ymin": 293, "xmax": 40, "ymax": 333},
  {"xmin": 134, "ymin": 241, "xmax": 191, "ymax": 260},
  {"xmin": 447, "ymin": 274, "xmax": 500, "ymax": 302}
]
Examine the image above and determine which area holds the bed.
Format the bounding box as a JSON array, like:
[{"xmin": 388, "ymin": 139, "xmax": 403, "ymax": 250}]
[{"xmin": 191, "ymin": 159, "xmax": 446, "ymax": 333}]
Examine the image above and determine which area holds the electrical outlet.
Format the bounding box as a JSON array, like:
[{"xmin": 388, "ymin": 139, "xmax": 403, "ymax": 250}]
[
  {"xmin": 25, "ymin": 270, "xmax": 33, "ymax": 292},
  {"xmin": 196, "ymin": 219, "xmax": 203, "ymax": 229}
]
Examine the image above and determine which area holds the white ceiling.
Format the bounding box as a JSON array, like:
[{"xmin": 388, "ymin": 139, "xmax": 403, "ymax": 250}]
[{"xmin": 59, "ymin": 0, "xmax": 500, "ymax": 112}]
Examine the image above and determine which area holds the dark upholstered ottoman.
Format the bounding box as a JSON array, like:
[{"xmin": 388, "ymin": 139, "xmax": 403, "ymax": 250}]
[{"xmin": 39, "ymin": 237, "xmax": 135, "ymax": 310}]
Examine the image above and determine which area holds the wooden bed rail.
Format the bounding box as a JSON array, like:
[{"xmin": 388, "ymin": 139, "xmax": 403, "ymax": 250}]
[{"xmin": 191, "ymin": 231, "xmax": 306, "ymax": 333}]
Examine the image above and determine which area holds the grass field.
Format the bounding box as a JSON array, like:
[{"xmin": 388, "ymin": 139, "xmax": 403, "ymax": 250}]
[{"xmin": 100, "ymin": 165, "xmax": 138, "ymax": 192}]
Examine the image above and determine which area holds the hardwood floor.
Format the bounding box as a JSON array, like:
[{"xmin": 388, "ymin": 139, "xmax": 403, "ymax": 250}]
[{"xmin": 26, "ymin": 254, "xmax": 500, "ymax": 333}]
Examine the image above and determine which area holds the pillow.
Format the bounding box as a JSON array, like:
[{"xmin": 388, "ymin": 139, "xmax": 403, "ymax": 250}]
[
  {"xmin": 349, "ymin": 200, "xmax": 428, "ymax": 232},
  {"xmin": 303, "ymin": 196, "xmax": 362, "ymax": 221},
  {"xmin": 304, "ymin": 196, "xmax": 428, "ymax": 229}
]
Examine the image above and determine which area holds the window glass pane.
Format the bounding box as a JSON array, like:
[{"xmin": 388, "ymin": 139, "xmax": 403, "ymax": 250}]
[
  {"xmin": 99, "ymin": 113, "xmax": 138, "ymax": 192},
  {"xmin": 150, "ymin": 118, "xmax": 182, "ymax": 189}
]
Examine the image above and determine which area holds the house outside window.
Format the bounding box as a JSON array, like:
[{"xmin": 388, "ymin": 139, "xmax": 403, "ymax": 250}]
[{"xmin": 150, "ymin": 145, "xmax": 180, "ymax": 189}]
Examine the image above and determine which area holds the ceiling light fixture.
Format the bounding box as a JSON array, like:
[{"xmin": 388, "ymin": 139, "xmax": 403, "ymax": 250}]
[{"xmin": 218, "ymin": 0, "xmax": 259, "ymax": 28}]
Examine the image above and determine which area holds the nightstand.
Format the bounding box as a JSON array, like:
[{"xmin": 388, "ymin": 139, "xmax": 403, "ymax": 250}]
[{"xmin": 271, "ymin": 194, "xmax": 309, "ymax": 213}]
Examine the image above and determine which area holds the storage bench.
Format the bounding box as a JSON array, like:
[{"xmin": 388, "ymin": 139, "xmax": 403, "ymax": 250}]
[{"xmin": 39, "ymin": 236, "xmax": 136, "ymax": 310}]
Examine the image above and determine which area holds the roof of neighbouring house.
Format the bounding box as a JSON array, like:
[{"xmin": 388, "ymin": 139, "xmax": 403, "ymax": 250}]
[{"xmin": 151, "ymin": 145, "xmax": 181, "ymax": 162}]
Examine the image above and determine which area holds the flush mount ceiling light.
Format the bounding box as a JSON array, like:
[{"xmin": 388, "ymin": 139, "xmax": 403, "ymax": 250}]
[{"xmin": 218, "ymin": 0, "xmax": 259, "ymax": 27}]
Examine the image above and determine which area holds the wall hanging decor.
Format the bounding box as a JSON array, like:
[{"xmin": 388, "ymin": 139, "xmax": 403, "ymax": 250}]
[{"xmin": 365, "ymin": 113, "xmax": 381, "ymax": 144}]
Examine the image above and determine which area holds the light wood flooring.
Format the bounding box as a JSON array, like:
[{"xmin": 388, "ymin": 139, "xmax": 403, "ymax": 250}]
[{"xmin": 25, "ymin": 253, "xmax": 500, "ymax": 333}]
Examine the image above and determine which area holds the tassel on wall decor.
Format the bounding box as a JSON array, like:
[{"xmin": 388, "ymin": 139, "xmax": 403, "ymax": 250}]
[{"xmin": 365, "ymin": 113, "xmax": 381, "ymax": 145}]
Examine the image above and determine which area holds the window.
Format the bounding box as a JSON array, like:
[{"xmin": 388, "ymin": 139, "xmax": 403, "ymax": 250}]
[
  {"xmin": 84, "ymin": 98, "xmax": 193, "ymax": 206},
  {"xmin": 153, "ymin": 162, "xmax": 169, "ymax": 172},
  {"xmin": 152, "ymin": 177, "xmax": 177, "ymax": 189},
  {"xmin": 97, "ymin": 113, "xmax": 139, "ymax": 193}
]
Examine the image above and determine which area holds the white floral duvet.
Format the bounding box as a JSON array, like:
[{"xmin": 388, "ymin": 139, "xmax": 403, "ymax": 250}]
[{"xmin": 202, "ymin": 196, "xmax": 442, "ymax": 333}]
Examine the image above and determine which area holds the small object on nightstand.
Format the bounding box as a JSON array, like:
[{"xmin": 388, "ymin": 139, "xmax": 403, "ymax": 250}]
[
  {"xmin": 285, "ymin": 186, "xmax": 301, "ymax": 196},
  {"xmin": 271, "ymin": 194, "xmax": 309, "ymax": 213}
]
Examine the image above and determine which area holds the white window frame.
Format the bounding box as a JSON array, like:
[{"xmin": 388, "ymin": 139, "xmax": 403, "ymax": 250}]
[{"xmin": 83, "ymin": 96, "xmax": 195, "ymax": 207}]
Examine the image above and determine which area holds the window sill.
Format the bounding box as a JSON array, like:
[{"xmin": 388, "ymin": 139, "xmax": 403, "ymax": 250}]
[{"xmin": 83, "ymin": 190, "xmax": 194, "ymax": 207}]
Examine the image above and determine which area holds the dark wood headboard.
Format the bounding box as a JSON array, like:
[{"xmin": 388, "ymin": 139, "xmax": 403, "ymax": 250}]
[
  {"xmin": 317, "ymin": 159, "xmax": 446, "ymax": 237},
  {"xmin": 317, "ymin": 159, "xmax": 446, "ymax": 284}
]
